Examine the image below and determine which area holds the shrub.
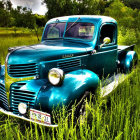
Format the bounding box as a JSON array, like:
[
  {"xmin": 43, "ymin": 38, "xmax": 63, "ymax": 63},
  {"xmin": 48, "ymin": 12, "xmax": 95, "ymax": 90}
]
[{"xmin": 118, "ymin": 27, "xmax": 137, "ymax": 45}]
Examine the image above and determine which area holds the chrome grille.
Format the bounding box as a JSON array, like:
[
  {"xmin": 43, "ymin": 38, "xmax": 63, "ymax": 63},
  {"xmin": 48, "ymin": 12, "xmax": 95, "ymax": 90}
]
[
  {"xmin": 0, "ymin": 83, "xmax": 9, "ymax": 110},
  {"xmin": 57, "ymin": 59, "xmax": 81, "ymax": 71},
  {"xmin": 8, "ymin": 63, "xmax": 38, "ymax": 78},
  {"xmin": 10, "ymin": 82, "xmax": 36, "ymax": 114}
]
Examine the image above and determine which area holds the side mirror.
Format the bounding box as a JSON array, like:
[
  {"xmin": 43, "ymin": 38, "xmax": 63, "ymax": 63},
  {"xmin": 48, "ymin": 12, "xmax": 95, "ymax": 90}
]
[
  {"xmin": 100, "ymin": 37, "xmax": 111, "ymax": 48},
  {"xmin": 103, "ymin": 37, "xmax": 111, "ymax": 44}
]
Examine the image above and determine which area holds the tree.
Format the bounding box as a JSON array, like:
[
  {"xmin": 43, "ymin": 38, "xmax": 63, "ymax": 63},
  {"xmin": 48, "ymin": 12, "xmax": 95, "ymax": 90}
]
[
  {"xmin": 137, "ymin": 11, "xmax": 140, "ymax": 30},
  {"xmin": 34, "ymin": 14, "xmax": 46, "ymax": 27},
  {"xmin": 0, "ymin": 1, "xmax": 4, "ymax": 9},
  {"xmin": 43, "ymin": 0, "xmax": 76, "ymax": 19},
  {"xmin": 122, "ymin": 0, "xmax": 140, "ymax": 9},
  {"xmin": 43, "ymin": 0, "xmax": 105, "ymax": 19},
  {"xmin": 0, "ymin": 0, "xmax": 11, "ymax": 27},
  {"xmin": 104, "ymin": 0, "xmax": 135, "ymax": 28},
  {"xmin": 77, "ymin": 0, "xmax": 101, "ymax": 15},
  {"xmin": 10, "ymin": 7, "xmax": 36, "ymax": 28},
  {"xmin": 5, "ymin": 0, "xmax": 12, "ymax": 11},
  {"xmin": 17, "ymin": 6, "xmax": 22, "ymax": 12},
  {"xmin": 22, "ymin": 10, "xmax": 36, "ymax": 28},
  {"xmin": 0, "ymin": 9, "xmax": 10, "ymax": 26}
]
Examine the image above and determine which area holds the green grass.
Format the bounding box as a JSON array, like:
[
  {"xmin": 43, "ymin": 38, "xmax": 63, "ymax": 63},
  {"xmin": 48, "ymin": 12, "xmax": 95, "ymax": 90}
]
[
  {"xmin": 0, "ymin": 27, "xmax": 43, "ymax": 64},
  {"xmin": 0, "ymin": 28, "xmax": 140, "ymax": 140}
]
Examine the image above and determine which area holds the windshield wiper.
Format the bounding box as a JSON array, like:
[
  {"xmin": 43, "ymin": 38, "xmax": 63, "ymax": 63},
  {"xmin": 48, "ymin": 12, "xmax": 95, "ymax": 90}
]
[{"xmin": 65, "ymin": 17, "xmax": 80, "ymax": 34}]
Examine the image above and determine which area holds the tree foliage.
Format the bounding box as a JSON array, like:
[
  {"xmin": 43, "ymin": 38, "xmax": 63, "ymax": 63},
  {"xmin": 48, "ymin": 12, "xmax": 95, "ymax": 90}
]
[
  {"xmin": 43, "ymin": 0, "xmax": 106, "ymax": 19},
  {"xmin": 0, "ymin": 0, "xmax": 140, "ymax": 32},
  {"xmin": 122, "ymin": 0, "xmax": 140, "ymax": 9},
  {"xmin": 104, "ymin": 0, "xmax": 139, "ymax": 29},
  {"xmin": 0, "ymin": 0, "xmax": 46, "ymax": 28},
  {"xmin": 0, "ymin": 8, "xmax": 10, "ymax": 27}
]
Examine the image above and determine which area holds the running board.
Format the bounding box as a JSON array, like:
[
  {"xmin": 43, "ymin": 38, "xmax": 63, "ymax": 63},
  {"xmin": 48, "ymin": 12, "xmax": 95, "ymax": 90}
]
[{"xmin": 101, "ymin": 73, "xmax": 127, "ymax": 97}]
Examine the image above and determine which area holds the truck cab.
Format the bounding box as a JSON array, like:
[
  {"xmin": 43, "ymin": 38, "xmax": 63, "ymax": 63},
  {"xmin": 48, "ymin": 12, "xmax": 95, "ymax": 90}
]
[
  {"xmin": 0, "ymin": 16, "xmax": 138, "ymax": 127},
  {"xmin": 41, "ymin": 15, "xmax": 118, "ymax": 77}
]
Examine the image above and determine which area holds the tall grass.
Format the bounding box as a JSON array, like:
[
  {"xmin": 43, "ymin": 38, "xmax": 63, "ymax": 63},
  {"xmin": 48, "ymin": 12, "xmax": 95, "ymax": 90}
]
[
  {"xmin": 0, "ymin": 28, "xmax": 42, "ymax": 64},
  {"xmin": 0, "ymin": 67, "xmax": 139, "ymax": 140},
  {"xmin": 0, "ymin": 28, "xmax": 140, "ymax": 139}
]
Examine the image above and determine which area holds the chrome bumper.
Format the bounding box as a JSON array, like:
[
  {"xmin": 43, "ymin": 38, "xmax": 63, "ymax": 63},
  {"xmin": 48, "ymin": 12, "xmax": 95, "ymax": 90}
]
[{"xmin": 0, "ymin": 107, "xmax": 58, "ymax": 127}]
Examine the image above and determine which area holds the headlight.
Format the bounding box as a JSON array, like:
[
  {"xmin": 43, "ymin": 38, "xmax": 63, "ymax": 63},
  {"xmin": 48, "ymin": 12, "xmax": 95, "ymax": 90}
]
[
  {"xmin": 48, "ymin": 68, "xmax": 64, "ymax": 86},
  {"xmin": 18, "ymin": 103, "xmax": 27, "ymax": 114}
]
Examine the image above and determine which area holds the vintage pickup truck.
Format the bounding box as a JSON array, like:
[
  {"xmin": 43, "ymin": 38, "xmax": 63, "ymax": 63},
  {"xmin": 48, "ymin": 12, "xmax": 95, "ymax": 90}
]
[{"xmin": 0, "ymin": 15, "xmax": 138, "ymax": 127}]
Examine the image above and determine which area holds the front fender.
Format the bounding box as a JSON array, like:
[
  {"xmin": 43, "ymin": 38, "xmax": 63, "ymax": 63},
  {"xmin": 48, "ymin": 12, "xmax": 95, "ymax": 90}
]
[{"xmin": 36, "ymin": 69, "xmax": 99, "ymax": 111}]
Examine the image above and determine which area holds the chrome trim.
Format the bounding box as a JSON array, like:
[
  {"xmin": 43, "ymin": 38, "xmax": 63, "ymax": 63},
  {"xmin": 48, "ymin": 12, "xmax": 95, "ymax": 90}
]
[
  {"xmin": 0, "ymin": 107, "xmax": 58, "ymax": 127},
  {"xmin": 95, "ymin": 48, "xmax": 118, "ymax": 55}
]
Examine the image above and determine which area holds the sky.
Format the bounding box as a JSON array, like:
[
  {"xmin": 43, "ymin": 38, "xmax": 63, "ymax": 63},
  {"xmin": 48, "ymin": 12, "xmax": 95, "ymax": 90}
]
[{"xmin": 10, "ymin": 0, "xmax": 47, "ymax": 15}]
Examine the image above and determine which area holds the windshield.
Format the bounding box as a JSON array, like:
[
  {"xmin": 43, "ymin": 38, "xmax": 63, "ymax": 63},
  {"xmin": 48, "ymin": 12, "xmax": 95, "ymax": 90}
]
[
  {"xmin": 43, "ymin": 22, "xmax": 95, "ymax": 40},
  {"xmin": 65, "ymin": 22, "xmax": 95, "ymax": 40},
  {"xmin": 43, "ymin": 22, "xmax": 66, "ymax": 39}
]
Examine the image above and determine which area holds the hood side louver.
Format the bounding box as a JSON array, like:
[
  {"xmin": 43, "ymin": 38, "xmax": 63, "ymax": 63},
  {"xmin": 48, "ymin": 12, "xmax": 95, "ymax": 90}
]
[
  {"xmin": 57, "ymin": 59, "xmax": 81, "ymax": 71},
  {"xmin": 8, "ymin": 63, "xmax": 38, "ymax": 78}
]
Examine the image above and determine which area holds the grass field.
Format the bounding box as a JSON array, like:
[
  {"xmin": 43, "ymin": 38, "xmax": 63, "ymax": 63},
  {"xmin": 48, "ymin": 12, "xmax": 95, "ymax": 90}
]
[{"xmin": 0, "ymin": 28, "xmax": 140, "ymax": 140}]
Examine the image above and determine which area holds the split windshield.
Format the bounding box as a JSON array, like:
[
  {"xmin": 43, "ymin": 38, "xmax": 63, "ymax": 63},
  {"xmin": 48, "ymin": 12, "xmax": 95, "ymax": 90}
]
[{"xmin": 43, "ymin": 22, "xmax": 95, "ymax": 40}]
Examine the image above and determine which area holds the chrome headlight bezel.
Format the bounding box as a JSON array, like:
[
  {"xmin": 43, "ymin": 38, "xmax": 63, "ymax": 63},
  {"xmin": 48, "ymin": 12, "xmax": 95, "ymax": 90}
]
[{"xmin": 48, "ymin": 68, "xmax": 64, "ymax": 86}]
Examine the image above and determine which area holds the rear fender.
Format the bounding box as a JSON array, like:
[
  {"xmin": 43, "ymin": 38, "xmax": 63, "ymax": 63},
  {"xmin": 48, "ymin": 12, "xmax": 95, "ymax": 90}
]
[
  {"xmin": 36, "ymin": 69, "xmax": 99, "ymax": 111},
  {"xmin": 118, "ymin": 51, "xmax": 138, "ymax": 73}
]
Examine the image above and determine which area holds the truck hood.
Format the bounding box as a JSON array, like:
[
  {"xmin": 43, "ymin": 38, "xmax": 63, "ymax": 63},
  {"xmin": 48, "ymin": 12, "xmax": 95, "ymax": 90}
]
[{"xmin": 7, "ymin": 40, "xmax": 90, "ymax": 65}]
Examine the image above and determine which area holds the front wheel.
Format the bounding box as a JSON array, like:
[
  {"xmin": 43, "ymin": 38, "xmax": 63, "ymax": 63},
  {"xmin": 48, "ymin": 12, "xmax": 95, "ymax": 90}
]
[{"xmin": 75, "ymin": 90, "xmax": 94, "ymax": 123}]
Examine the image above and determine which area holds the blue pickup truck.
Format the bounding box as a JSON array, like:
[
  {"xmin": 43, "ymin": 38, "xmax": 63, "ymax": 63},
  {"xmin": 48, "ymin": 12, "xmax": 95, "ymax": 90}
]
[{"xmin": 0, "ymin": 15, "xmax": 138, "ymax": 127}]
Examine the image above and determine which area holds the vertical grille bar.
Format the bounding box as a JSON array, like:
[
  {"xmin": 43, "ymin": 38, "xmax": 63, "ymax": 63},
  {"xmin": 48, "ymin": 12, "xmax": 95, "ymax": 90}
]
[{"xmin": 0, "ymin": 83, "xmax": 9, "ymax": 110}]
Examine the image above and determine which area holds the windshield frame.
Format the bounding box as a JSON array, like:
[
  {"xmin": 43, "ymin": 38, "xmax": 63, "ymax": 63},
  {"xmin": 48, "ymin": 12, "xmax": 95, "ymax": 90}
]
[{"xmin": 42, "ymin": 21, "xmax": 96, "ymax": 42}]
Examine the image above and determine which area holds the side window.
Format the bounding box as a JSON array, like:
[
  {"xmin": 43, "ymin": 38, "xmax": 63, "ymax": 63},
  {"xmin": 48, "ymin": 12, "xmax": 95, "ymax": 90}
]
[{"xmin": 100, "ymin": 24, "xmax": 116, "ymax": 44}]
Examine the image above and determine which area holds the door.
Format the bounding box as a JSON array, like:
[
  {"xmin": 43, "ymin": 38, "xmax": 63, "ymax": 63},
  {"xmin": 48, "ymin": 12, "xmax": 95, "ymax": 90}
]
[{"xmin": 87, "ymin": 23, "xmax": 118, "ymax": 78}]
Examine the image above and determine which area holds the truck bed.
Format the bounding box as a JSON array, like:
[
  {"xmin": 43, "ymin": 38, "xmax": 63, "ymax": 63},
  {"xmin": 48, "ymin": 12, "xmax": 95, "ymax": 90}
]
[{"xmin": 118, "ymin": 45, "xmax": 135, "ymax": 52}]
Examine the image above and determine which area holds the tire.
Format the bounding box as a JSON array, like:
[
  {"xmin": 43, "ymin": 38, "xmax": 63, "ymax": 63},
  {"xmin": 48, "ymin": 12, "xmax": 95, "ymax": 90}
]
[{"xmin": 75, "ymin": 90, "xmax": 92, "ymax": 123}]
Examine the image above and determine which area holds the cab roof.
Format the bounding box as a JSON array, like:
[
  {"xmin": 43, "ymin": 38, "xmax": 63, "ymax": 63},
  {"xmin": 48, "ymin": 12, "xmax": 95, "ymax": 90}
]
[{"xmin": 47, "ymin": 15, "xmax": 117, "ymax": 25}]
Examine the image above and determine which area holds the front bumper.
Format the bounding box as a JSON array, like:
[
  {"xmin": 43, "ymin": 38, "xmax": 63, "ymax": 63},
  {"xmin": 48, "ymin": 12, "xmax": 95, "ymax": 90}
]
[{"xmin": 0, "ymin": 107, "xmax": 58, "ymax": 127}]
